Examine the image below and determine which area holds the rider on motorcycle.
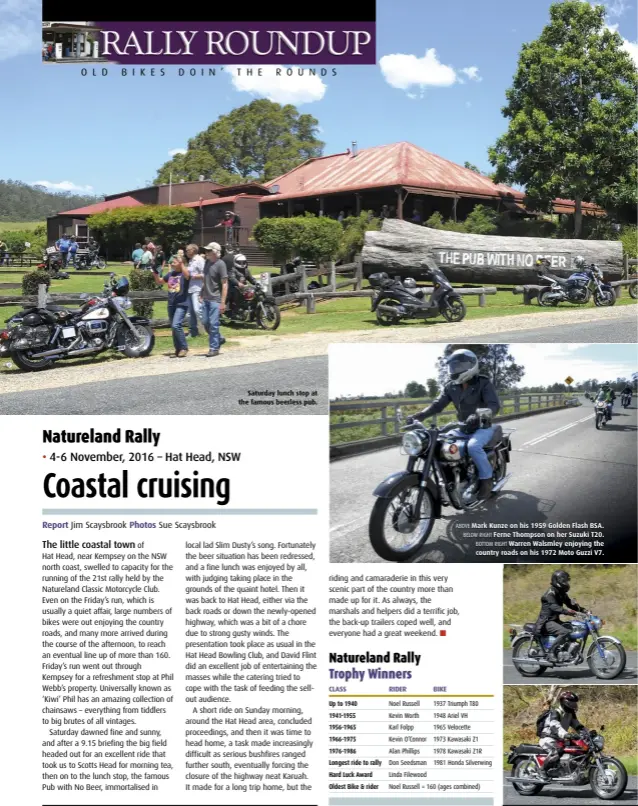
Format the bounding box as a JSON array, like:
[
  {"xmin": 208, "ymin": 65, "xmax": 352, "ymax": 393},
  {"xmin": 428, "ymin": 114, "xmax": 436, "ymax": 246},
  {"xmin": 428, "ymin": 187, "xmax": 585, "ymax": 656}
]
[
  {"xmin": 538, "ymin": 691, "xmax": 588, "ymax": 780},
  {"xmin": 621, "ymin": 384, "xmax": 633, "ymax": 403},
  {"xmin": 596, "ymin": 382, "xmax": 614, "ymax": 418},
  {"xmin": 409, "ymin": 349, "xmax": 501, "ymax": 501},
  {"xmin": 228, "ymin": 253, "xmax": 256, "ymax": 313},
  {"xmin": 534, "ymin": 570, "xmax": 587, "ymax": 660}
]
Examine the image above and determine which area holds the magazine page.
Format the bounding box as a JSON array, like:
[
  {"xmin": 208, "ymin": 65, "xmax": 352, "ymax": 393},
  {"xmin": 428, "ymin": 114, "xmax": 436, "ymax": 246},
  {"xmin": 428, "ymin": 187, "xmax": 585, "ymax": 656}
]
[{"xmin": 0, "ymin": 2, "xmax": 636, "ymax": 806}]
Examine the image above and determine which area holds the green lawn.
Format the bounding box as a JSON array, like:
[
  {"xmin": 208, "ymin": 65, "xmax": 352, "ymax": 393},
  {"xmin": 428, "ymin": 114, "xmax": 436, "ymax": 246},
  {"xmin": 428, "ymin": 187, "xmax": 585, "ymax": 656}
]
[{"xmin": 0, "ymin": 220, "xmax": 45, "ymax": 232}]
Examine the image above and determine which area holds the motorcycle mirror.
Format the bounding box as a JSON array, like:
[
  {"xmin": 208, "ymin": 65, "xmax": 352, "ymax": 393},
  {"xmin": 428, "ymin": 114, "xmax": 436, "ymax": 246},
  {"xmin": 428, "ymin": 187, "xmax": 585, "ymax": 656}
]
[{"xmin": 79, "ymin": 293, "xmax": 88, "ymax": 300}]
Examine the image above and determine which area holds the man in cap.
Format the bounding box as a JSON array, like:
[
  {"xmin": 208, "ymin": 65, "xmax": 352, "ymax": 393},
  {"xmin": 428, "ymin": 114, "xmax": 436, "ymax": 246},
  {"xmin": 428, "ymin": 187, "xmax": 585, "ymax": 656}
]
[{"xmin": 200, "ymin": 242, "xmax": 228, "ymax": 357}]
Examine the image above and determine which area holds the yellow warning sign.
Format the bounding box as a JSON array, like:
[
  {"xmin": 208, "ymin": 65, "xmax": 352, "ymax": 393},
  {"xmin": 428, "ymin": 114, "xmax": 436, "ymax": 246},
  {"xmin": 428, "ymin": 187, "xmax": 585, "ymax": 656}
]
[{"xmin": 565, "ymin": 376, "xmax": 574, "ymax": 385}]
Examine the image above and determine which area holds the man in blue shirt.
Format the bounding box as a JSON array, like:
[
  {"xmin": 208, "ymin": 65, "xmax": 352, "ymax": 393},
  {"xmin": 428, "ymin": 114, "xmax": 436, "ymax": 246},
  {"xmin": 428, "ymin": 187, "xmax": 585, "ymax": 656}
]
[
  {"xmin": 55, "ymin": 235, "xmax": 71, "ymax": 267},
  {"xmin": 131, "ymin": 242, "xmax": 144, "ymax": 267},
  {"xmin": 153, "ymin": 256, "xmax": 191, "ymax": 357},
  {"xmin": 68, "ymin": 237, "xmax": 79, "ymax": 268}
]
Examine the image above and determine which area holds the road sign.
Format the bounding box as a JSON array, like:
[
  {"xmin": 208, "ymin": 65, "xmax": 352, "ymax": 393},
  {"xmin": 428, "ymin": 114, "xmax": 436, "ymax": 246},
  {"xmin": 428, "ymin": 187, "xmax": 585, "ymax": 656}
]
[{"xmin": 565, "ymin": 376, "xmax": 574, "ymax": 385}]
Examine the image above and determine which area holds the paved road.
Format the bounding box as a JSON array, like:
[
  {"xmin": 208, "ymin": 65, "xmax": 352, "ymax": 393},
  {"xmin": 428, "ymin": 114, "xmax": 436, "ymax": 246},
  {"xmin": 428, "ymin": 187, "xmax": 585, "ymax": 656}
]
[
  {"xmin": 477, "ymin": 308, "xmax": 637, "ymax": 342},
  {"xmin": 0, "ymin": 356, "xmax": 329, "ymax": 415},
  {"xmin": 503, "ymin": 772, "xmax": 637, "ymax": 805},
  {"xmin": 330, "ymin": 402, "xmax": 637, "ymax": 563},
  {"xmin": 503, "ymin": 649, "xmax": 638, "ymax": 684}
]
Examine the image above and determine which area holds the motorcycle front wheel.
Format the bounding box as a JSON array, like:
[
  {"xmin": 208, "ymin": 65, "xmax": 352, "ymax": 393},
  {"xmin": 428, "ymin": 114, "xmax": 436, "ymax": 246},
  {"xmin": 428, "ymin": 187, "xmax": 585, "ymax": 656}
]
[
  {"xmin": 594, "ymin": 289, "xmax": 616, "ymax": 307},
  {"xmin": 511, "ymin": 638, "xmax": 547, "ymax": 676},
  {"xmin": 587, "ymin": 639, "xmax": 626, "ymax": 679},
  {"xmin": 538, "ymin": 288, "xmax": 559, "ymax": 307},
  {"xmin": 589, "ymin": 757, "xmax": 627, "ymax": 799},
  {"xmin": 440, "ymin": 295, "xmax": 466, "ymax": 322},
  {"xmin": 369, "ymin": 478, "xmax": 435, "ymax": 562},
  {"xmin": 595, "ymin": 412, "xmax": 604, "ymax": 429},
  {"xmin": 118, "ymin": 324, "xmax": 154, "ymax": 357},
  {"xmin": 256, "ymin": 301, "xmax": 280, "ymax": 330},
  {"xmin": 511, "ymin": 759, "xmax": 544, "ymax": 796},
  {"xmin": 629, "ymin": 275, "xmax": 638, "ymax": 299},
  {"xmin": 10, "ymin": 349, "xmax": 53, "ymax": 372},
  {"xmin": 96, "ymin": 259, "xmax": 107, "ymax": 270}
]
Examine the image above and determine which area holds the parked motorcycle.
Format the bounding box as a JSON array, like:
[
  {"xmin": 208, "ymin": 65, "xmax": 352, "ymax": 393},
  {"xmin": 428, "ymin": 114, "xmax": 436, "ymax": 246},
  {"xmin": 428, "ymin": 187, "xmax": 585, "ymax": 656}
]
[
  {"xmin": 222, "ymin": 281, "xmax": 280, "ymax": 330},
  {"xmin": 370, "ymin": 266, "xmax": 466, "ymax": 325},
  {"xmin": 368, "ymin": 408, "xmax": 513, "ymax": 561},
  {"xmin": 621, "ymin": 392, "xmax": 632, "ymax": 408},
  {"xmin": 75, "ymin": 249, "xmax": 107, "ymax": 270},
  {"xmin": 536, "ymin": 259, "xmax": 615, "ymax": 307},
  {"xmin": 508, "ymin": 612, "xmax": 626, "ymax": 679},
  {"xmin": 39, "ymin": 254, "xmax": 69, "ymax": 280},
  {"xmin": 506, "ymin": 727, "xmax": 627, "ymax": 800},
  {"xmin": 0, "ymin": 273, "xmax": 154, "ymax": 371},
  {"xmin": 594, "ymin": 397, "xmax": 612, "ymax": 429}
]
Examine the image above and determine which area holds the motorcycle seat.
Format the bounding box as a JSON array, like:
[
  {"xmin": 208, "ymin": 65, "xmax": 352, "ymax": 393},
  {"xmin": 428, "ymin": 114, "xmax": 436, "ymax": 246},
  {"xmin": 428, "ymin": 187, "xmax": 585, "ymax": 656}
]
[
  {"xmin": 517, "ymin": 744, "xmax": 543, "ymax": 754},
  {"xmin": 485, "ymin": 424, "xmax": 503, "ymax": 448}
]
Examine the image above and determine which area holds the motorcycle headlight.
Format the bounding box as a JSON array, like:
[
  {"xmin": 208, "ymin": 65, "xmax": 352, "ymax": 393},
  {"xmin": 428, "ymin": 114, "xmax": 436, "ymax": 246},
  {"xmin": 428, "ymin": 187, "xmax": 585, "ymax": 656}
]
[
  {"xmin": 593, "ymin": 735, "xmax": 604, "ymax": 750},
  {"xmin": 402, "ymin": 430, "xmax": 425, "ymax": 456}
]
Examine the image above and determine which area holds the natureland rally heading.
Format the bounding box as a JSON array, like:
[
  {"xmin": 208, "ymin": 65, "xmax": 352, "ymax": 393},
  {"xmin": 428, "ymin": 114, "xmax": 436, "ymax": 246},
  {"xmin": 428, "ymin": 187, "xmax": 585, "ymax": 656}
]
[{"xmin": 43, "ymin": 428, "xmax": 160, "ymax": 446}]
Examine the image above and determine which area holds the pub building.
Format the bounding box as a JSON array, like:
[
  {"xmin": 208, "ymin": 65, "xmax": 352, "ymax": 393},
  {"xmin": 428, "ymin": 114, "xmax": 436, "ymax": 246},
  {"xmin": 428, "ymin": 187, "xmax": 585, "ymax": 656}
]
[{"xmin": 42, "ymin": 21, "xmax": 104, "ymax": 61}]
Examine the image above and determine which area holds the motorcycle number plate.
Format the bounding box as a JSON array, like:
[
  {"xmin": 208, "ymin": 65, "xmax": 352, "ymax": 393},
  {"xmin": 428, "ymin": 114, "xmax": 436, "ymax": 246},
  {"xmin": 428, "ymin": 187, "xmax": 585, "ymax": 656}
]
[{"xmin": 61, "ymin": 326, "xmax": 76, "ymax": 339}]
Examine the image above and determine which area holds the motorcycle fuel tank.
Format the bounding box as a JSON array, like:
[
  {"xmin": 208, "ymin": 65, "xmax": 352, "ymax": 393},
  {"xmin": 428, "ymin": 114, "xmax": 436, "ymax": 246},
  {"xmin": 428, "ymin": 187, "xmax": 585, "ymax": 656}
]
[{"xmin": 82, "ymin": 307, "xmax": 110, "ymax": 320}]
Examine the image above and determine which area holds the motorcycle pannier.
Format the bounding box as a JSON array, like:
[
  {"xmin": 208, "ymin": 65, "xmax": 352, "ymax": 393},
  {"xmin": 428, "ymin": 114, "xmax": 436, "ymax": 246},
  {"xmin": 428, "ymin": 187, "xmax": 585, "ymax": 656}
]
[{"xmin": 368, "ymin": 272, "xmax": 391, "ymax": 289}]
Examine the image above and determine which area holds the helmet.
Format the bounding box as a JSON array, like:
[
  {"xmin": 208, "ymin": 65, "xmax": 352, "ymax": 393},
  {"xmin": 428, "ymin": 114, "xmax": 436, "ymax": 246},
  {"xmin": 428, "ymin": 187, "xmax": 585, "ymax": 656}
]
[
  {"xmin": 602, "ymin": 381, "xmax": 611, "ymax": 390},
  {"xmin": 233, "ymin": 253, "xmax": 248, "ymax": 271},
  {"xmin": 114, "ymin": 277, "xmax": 129, "ymax": 297},
  {"xmin": 559, "ymin": 691, "xmax": 579, "ymax": 713},
  {"xmin": 404, "ymin": 277, "xmax": 417, "ymax": 289},
  {"xmin": 573, "ymin": 255, "xmax": 586, "ymax": 269},
  {"xmin": 551, "ymin": 569, "xmax": 570, "ymax": 592},
  {"xmin": 445, "ymin": 349, "xmax": 479, "ymax": 385}
]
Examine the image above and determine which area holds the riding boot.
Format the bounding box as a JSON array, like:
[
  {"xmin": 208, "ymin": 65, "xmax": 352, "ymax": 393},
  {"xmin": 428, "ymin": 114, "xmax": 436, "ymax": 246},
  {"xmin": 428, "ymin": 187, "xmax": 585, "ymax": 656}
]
[{"xmin": 477, "ymin": 477, "xmax": 493, "ymax": 501}]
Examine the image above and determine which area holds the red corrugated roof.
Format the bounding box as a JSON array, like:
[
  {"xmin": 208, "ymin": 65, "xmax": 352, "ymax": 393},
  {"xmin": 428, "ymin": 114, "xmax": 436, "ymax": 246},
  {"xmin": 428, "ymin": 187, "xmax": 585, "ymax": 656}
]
[
  {"xmin": 262, "ymin": 142, "xmax": 525, "ymax": 202},
  {"xmin": 58, "ymin": 195, "xmax": 144, "ymax": 215},
  {"xmin": 181, "ymin": 194, "xmax": 264, "ymax": 208}
]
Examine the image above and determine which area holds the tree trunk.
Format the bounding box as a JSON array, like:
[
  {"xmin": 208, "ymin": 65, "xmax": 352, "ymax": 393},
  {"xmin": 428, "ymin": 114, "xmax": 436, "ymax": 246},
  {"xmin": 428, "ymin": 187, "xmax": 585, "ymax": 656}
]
[
  {"xmin": 573, "ymin": 196, "xmax": 583, "ymax": 238},
  {"xmin": 361, "ymin": 219, "xmax": 623, "ymax": 284}
]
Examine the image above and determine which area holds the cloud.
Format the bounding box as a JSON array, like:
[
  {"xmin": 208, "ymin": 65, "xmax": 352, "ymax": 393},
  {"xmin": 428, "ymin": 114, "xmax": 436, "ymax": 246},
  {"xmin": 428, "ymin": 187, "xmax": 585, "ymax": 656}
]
[
  {"xmin": 0, "ymin": 0, "xmax": 41, "ymax": 61},
  {"xmin": 228, "ymin": 66, "xmax": 326, "ymax": 103},
  {"xmin": 604, "ymin": 0, "xmax": 628, "ymax": 17},
  {"xmin": 460, "ymin": 66, "xmax": 481, "ymax": 81},
  {"xmin": 30, "ymin": 180, "xmax": 94, "ymax": 192},
  {"xmin": 379, "ymin": 49, "xmax": 481, "ymax": 96},
  {"xmin": 168, "ymin": 148, "xmax": 187, "ymax": 156}
]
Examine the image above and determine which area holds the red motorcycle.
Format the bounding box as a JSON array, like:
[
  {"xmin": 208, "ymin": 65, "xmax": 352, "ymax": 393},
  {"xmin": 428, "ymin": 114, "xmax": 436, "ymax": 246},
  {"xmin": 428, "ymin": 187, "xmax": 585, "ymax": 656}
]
[{"xmin": 506, "ymin": 728, "xmax": 628, "ymax": 799}]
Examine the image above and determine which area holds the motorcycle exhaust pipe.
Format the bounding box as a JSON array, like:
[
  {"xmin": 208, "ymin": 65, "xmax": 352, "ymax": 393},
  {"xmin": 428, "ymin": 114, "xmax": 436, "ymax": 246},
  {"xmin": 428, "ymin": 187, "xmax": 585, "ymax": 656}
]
[
  {"xmin": 29, "ymin": 347, "xmax": 66, "ymax": 358},
  {"xmin": 506, "ymin": 776, "xmax": 572, "ymax": 784},
  {"xmin": 66, "ymin": 346, "xmax": 102, "ymax": 357},
  {"xmin": 491, "ymin": 473, "xmax": 512, "ymax": 493}
]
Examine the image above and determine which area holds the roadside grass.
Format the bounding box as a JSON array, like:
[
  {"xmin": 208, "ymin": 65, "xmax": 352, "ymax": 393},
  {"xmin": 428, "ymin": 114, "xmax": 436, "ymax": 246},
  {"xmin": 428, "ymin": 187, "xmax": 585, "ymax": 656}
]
[
  {"xmin": 503, "ymin": 686, "xmax": 637, "ymax": 772},
  {"xmin": 330, "ymin": 399, "xmax": 575, "ymax": 445},
  {"xmin": 503, "ymin": 565, "xmax": 637, "ymax": 650}
]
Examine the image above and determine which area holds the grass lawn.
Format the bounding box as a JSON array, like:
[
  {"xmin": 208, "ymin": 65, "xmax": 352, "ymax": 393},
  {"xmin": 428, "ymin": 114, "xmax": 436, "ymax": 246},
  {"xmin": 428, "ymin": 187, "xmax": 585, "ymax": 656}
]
[
  {"xmin": 0, "ymin": 220, "xmax": 45, "ymax": 232},
  {"xmin": 0, "ymin": 270, "xmax": 635, "ymax": 374}
]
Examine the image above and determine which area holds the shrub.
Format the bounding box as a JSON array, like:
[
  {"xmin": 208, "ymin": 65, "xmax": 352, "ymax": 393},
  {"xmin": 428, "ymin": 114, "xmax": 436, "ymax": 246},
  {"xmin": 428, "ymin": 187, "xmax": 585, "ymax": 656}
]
[
  {"xmin": 2, "ymin": 228, "xmax": 47, "ymax": 256},
  {"xmin": 619, "ymin": 225, "xmax": 637, "ymax": 259},
  {"xmin": 295, "ymin": 214, "xmax": 343, "ymax": 263},
  {"xmin": 463, "ymin": 204, "xmax": 499, "ymax": 234},
  {"xmin": 424, "ymin": 211, "xmax": 446, "ymax": 229},
  {"xmin": 128, "ymin": 268, "xmax": 158, "ymax": 319},
  {"xmin": 252, "ymin": 217, "xmax": 305, "ymax": 264},
  {"xmin": 337, "ymin": 211, "xmax": 380, "ymax": 262},
  {"xmin": 22, "ymin": 269, "xmax": 51, "ymax": 295},
  {"xmin": 88, "ymin": 206, "xmax": 196, "ymax": 258}
]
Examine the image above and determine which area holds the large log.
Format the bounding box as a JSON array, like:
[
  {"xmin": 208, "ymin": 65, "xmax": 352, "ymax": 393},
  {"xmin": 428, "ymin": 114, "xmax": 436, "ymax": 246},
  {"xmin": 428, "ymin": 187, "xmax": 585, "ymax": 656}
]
[{"xmin": 361, "ymin": 219, "xmax": 623, "ymax": 285}]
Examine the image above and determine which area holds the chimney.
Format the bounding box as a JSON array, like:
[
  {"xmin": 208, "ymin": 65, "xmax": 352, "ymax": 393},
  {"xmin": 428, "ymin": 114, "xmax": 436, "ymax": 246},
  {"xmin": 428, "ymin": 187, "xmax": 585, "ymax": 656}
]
[{"xmin": 351, "ymin": 141, "xmax": 358, "ymax": 156}]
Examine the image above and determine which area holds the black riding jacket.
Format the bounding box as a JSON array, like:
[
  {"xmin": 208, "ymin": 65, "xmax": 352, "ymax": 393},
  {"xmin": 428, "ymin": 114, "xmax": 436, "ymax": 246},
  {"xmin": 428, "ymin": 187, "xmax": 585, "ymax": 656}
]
[
  {"xmin": 416, "ymin": 374, "xmax": 501, "ymax": 423},
  {"xmin": 535, "ymin": 586, "xmax": 585, "ymax": 629}
]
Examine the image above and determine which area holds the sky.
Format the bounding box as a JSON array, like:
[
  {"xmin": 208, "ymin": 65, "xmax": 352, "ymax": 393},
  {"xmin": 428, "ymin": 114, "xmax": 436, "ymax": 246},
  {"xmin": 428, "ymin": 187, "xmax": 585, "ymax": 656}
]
[
  {"xmin": 0, "ymin": 1, "xmax": 636, "ymax": 196},
  {"xmin": 328, "ymin": 343, "xmax": 638, "ymax": 398}
]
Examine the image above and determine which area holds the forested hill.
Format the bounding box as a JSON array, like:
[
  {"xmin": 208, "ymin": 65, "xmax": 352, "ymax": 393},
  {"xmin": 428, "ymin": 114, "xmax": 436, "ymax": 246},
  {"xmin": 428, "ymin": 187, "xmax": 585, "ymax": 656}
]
[{"xmin": 0, "ymin": 180, "xmax": 101, "ymax": 221}]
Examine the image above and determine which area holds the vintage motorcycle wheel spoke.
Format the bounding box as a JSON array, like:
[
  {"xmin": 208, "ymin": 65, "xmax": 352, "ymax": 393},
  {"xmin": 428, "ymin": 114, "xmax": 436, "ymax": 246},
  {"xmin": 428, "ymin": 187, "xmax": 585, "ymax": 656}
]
[
  {"xmin": 591, "ymin": 761, "xmax": 622, "ymax": 794},
  {"xmin": 383, "ymin": 489, "xmax": 432, "ymax": 553},
  {"xmin": 512, "ymin": 638, "xmax": 543, "ymax": 675},
  {"xmin": 588, "ymin": 638, "xmax": 626, "ymax": 678}
]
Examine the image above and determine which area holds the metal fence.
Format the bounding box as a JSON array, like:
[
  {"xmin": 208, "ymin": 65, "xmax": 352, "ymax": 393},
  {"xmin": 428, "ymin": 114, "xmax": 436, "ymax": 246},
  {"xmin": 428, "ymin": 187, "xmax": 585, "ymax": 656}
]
[{"xmin": 330, "ymin": 392, "xmax": 576, "ymax": 446}]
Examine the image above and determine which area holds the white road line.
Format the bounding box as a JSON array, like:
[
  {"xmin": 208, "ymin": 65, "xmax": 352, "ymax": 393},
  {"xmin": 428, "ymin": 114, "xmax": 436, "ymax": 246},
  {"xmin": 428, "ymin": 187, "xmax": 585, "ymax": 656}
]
[
  {"xmin": 330, "ymin": 513, "xmax": 369, "ymax": 534},
  {"xmin": 520, "ymin": 414, "xmax": 593, "ymax": 447}
]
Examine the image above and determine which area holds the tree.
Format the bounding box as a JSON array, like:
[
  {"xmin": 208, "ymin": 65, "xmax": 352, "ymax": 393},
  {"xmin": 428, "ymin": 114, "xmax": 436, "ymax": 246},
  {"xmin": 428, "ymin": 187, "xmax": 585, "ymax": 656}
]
[
  {"xmin": 404, "ymin": 381, "xmax": 427, "ymax": 398},
  {"xmin": 426, "ymin": 378, "xmax": 440, "ymax": 399},
  {"xmin": 155, "ymin": 99, "xmax": 324, "ymax": 184},
  {"xmin": 0, "ymin": 179, "xmax": 99, "ymax": 222},
  {"xmin": 87, "ymin": 206, "xmax": 196, "ymax": 256},
  {"xmin": 489, "ymin": 1, "xmax": 638, "ymax": 237},
  {"xmin": 437, "ymin": 344, "xmax": 525, "ymax": 390},
  {"xmin": 464, "ymin": 161, "xmax": 481, "ymax": 173}
]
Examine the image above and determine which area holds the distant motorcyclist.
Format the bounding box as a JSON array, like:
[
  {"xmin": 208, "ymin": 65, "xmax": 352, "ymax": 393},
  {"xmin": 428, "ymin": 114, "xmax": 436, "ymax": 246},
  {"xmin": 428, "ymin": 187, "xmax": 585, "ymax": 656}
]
[
  {"xmin": 409, "ymin": 349, "xmax": 501, "ymax": 501},
  {"xmin": 228, "ymin": 253, "xmax": 256, "ymax": 312},
  {"xmin": 538, "ymin": 691, "xmax": 588, "ymax": 780},
  {"xmin": 534, "ymin": 570, "xmax": 586, "ymax": 661},
  {"xmin": 621, "ymin": 384, "xmax": 633, "ymax": 404}
]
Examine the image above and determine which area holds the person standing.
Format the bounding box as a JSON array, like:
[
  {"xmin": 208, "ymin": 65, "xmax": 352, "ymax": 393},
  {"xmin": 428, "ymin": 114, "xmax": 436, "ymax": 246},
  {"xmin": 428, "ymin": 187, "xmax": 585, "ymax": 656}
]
[
  {"xmin": 131, "ymin": 242, "xmax": 143, "ymax": 268},
  {"xmin": 68, "ymin": 236, "xmax": 78, "ymax": 268},
  {"xmin": 55, "ymin": 234, "xmax": 70, "ymax": 267},
  {"xmin": 139, "ymin": 244, "xmax": 154, "ymax": 270},
  {"xmin": 200, "ymin": 242, "xmax": 228, "ymax": 358},
  {"xmin": 185, "ymin": 243, "xmax": 205, "ymax": 338},
  {"xmin": 152, "ymin": 255, "xmax": 191, "ymax": 358}
]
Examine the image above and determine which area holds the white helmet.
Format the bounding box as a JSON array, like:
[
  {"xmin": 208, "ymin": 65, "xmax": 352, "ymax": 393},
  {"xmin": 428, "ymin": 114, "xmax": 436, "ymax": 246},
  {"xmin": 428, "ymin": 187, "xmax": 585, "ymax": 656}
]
[
  {"xmin": 445, "ymin": 349, "xmax": 479, "ymax": 385},
  {"xmin": 404, "ymin": 277, "xmax": 417, "ymax": 289},
  {"xmin": 233, "ymin": 253, "xmax": 247, "ymax": 271},
  {"xmin": 573, "ymin": 255, "xmax": 586, "ymax": 269}
]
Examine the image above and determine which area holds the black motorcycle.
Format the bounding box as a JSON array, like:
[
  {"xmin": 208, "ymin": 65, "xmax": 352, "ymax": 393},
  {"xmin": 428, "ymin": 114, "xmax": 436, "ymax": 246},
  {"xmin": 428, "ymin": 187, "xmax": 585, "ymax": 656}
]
[
  {"xmin": 368, "ymin": 408, "xmax": 513, "ymax": 561},
  {"xmin": 75, "ymin": 249, "xmax": 107, "ymax": 270},
  {"xmin": 536, "ymin": 259, "xmax": 615, "ymax": 307},
  {"xmin": 621, "ymin": 392, "xmax": 632, "ymax": 408},
  {"xmin": 370, "ymin": 267, "xmax": 466, "ymax": 325},
  {"xmin": 222, "ymin": 281, "xmax": 280, "ymax": 330},
  {"xmin": 39, "ymin": 254, "xmax": 69, "ymax": 280},
  {"xmin": 0, "ymin": 273, "xmax": 154, "ymax": 371},
  {"xmin": 506, "ymin": 727, "xmax": 627, "ymax": 800}
]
